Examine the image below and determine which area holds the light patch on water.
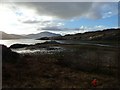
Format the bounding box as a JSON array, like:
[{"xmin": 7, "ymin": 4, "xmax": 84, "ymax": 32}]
[
  {"xmin": 0, "ymin": 39, "xmax": 49, "ymax": 47},
  {"xmin": 12, "ymin": 49, "xmax": 41, "ymax": 53},
  {"xmin": 12, "ymin": 46, "xmax": 65, "ymax": 54}
]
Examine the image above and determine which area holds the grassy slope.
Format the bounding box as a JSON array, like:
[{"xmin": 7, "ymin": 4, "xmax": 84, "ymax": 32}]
[
  {"xmin": 2, "ymin": 44, "xmax": 120, "ymax": 88},
  {"xmin": 50, "ymin": 29, "xmax": 120, "ymax": 43}
]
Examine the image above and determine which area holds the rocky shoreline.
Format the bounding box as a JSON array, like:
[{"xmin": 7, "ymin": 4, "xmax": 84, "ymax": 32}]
[{"xmin": 8, "ymin": 41, "xmax": 65, "ymax": 55}]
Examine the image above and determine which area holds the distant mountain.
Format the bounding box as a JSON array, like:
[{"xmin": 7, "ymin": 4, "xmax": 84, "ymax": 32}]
[
  {"xmin": 0, "ymin": 31, "xmax": 26, "ymax": 40},
  {"xmin": 49, "ymin": 28, "xmax": 120, "ymax": 41},
  {"xmin": 26, "ymin": 31, "xmax": 61, "ymax": 39}
]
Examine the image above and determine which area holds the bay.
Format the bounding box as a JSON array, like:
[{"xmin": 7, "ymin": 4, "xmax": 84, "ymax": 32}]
[{"xmin": 0, "ymin": 39, "xmax": 49, "ymax": 47}]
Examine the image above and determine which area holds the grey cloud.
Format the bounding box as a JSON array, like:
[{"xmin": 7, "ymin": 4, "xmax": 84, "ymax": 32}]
[
  {"xmin": 40, "ymin": 26, "xmax": 62, "ymax": 31},
  {"xmin": 22, "ymin": 19, "xmax": 51, "ymax": 24},
  {"xmin": 37, "ymin": 21, "xmax": 64, "ymax": 30},
  {"xmin": 1, "ymin": 0, "xmax": 119, "ymax": 2},
  {"xmin": 40, "ymin": 26, "xmax": 81, "ymax": 31},
  {"xmin": 14, "ymin": 2, "xmax": 113, "ymax": 19},
  {"xmin": 22, "ymin": 20, "xmax": 40, "ymax": 23},
  {"xmin": 40, "ymin": 24, "xmax": 108, "ymax": 32}
]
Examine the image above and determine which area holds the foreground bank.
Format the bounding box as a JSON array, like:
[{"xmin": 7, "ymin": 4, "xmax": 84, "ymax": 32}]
[{"xmin": 1, "ymin": 41, "xmax": 120, "ymax": 88}]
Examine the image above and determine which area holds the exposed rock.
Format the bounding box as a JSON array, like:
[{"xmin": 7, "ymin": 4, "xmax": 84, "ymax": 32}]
[
  {"xmin": 42, "ymin": 41, "xmax": 61, "ymax": 44},
  {"xmin": 10, "ymin": 44, "xmax": 31, "ymax": 49},
  {"xmin": 37, "ymin": 37, "xmax": 50, "ymax": 40}
]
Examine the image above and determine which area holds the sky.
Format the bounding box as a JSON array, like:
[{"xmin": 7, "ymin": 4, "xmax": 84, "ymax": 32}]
[{"xmin": 0, "ymin": 2, "xmax": 118, "ymax": 35}]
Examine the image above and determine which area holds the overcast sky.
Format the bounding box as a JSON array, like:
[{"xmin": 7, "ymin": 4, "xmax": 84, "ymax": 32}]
[{"xmin": 0, "ymin": 2, "xmax": 118, "ymax": 35}]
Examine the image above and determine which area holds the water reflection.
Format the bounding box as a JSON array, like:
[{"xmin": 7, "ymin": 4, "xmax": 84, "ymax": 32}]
[
  {"xmin": 0, "ymin": 39, "xmax": 49, "ymax": 47},
  {"xmin": 12, "ymin": 46, "xmax": 65, "ymax": 54},
  {"xmin": 0, "ymin": 39, "xmax": 116, "ymax": 48}
]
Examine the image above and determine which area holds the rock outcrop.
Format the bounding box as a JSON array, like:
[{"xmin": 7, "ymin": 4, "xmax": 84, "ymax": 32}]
[{"xmin": 10, "ymin": 44, "xmax": 30, "ymax": 49}]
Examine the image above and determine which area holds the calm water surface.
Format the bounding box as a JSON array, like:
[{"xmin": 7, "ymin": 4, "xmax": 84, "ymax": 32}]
[
  {"xmin": 0, "ymin": 39, "xmax": 116, "ymax": 54},
  {"xmin": 0, "ymin": 39, "xmax": 49, "ymax": 47},
  {"xmin": 0, "ymin": 39, "xmax": 115, "ymax": 47}
]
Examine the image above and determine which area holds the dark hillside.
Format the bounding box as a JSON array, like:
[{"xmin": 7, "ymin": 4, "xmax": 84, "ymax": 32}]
[{"xmin": 50, "ymin": 28, "xmax": 120, "ymax": 41}]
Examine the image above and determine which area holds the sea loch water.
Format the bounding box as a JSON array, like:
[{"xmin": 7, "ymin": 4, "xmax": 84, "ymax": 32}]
[
  {"xmin": 0, "ymin": 39, "xmax": 114, "ymax": 48},
  {"xmin": 0, "ymin": 39, "xmax": 49, "ymax": 47}
]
